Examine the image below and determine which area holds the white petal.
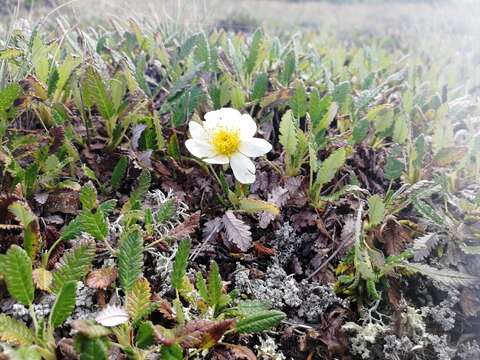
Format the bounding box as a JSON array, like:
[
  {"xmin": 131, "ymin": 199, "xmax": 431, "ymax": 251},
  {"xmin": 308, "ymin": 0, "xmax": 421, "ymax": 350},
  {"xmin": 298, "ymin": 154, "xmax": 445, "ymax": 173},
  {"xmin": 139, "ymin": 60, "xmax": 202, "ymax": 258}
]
[
  {"xmin": 96, "ymin": 305, "xmax": 129, "ymax": 327},
  {"xmin": 189, "ymin": 121, "xmax": 208, "ymax": 140},
  {"xmin": 230, "ymin": 152, "xmax": 256, "ymax": 184},
  {"xmin": 239, "ymin": 138, "xmax": 272, "ymax": 158},
  {"xmin": 203, "ymin": 155, "xmax": 229, "ymax": 164},
  {"xmin": 185, "ymin": 139, "xmax": 216, "ymax": 158},
  {"xmin": 238, "ymin": 114, "xmax": 257, "ymax": 138},
  {"xmin": 204, "ymin": 108, "xmax": 242, "ymax": 129}
]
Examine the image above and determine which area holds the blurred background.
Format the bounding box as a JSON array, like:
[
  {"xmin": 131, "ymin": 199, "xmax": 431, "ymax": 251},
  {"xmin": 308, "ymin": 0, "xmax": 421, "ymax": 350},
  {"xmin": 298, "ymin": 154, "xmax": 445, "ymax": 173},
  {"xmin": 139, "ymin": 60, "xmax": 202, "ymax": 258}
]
[{"xmin": 1, "ymin": 0, "xmax": 480, "ymax": 36}]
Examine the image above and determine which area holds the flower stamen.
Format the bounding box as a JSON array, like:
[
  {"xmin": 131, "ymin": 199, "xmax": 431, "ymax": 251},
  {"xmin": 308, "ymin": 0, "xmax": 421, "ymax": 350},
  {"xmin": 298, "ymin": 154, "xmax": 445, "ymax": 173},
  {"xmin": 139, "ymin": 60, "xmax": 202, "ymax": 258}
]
[{"xmin": 211, "ymin": 128, "xmax": 240, "ymax": 156}]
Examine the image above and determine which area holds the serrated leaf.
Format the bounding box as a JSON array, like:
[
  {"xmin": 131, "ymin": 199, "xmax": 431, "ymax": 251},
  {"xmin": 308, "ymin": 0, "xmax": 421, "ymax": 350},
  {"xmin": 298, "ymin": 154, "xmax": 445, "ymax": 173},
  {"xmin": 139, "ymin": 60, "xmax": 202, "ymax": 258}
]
[
  {"xmin": 290, "ymin": 81, "xmax": 307, "ymax": 118},
  {"xmin": 75, "ymin": 335, "xmax": 109, "ymax": 360},
  {"xmin": 8, "ymin": 201, "xmax": 40, "ymax": 259},
  {"xmin": 207, "ymin": 261, "xmax": 223, "ymax": 309},
  {"xmin": 72, "ymin": 320, "xmax": 112, "ymax": 338},
  {"xmin": 86, "ymin": 267, "xmax": 117, "ymax": 289},
  {"xmin": 236, "ymin": 310, "xmax": 285, "ymax": 333},
  {"xmin": 122, "ymin": 170, "xmax": 151, "ymax": 213},
  {"xmin": 245, "ymin": 29, "xmax": 262, "ymax": 74},
  {"xmin": 136, "ymin": 321, "xmax": 156, "ymax": 349},
  {"xmin": 238, "ymin": 198, "xmax": 279, "ymax": 216},
  {"xmin": 111, "ymin": 156, "xmax": 129, "ymax": 189},
  {"xmin": 0, "ymin": 83, "xmax": 22, "ymax": 116},
  {"xmin": 83, "ymin": 66, "xmax": 114, "ymax": 120},
  {"xmin": 50, "ymin": 281, "xmax": 77, "ymax": 328},
  {"xmin": 78, "ymin": 210, "xmax": 108, "ymax": 241},
  {"xmin": 0, "ymin": 47, "xmax": 23, "ymax": 59},
  {"xmin": 127, "ymin": 278, "xmax": 152, "ymax": 322},
  {"xmin": 367, "ymin": 194, "xmax": 385, "ymax": 227},
  {"xmin": 79, "ymin": 183, "xmax": 97, "ymax": 210},
  {"xmin": 53, "ymin": 241, "xmax": 96, "ymax": 292},
  {"xmin": 393, "ymin": 115, "xmax": 408, "ymax": 144},
  {"xmin": 32, "ymin": 268, "xmax": 53, "ymax": 292},
  {"xmin": 316, "ymin": 148, "xmax": 346, "ymax": 186},
  {"xmin": 412, "ymin": 198, "xmax": 444, "ymax": 226},
  {"xmin": 385, "ymin": 153, "xmax": 404, "ymax": 181},
  {"xmin": 412, "ymin": 233, "xmax": 440, "ymax": 261},
  {"xmin": 160, "ymin": 344, "xmax": 183, "ymax": 360},
  {"xmin": 95, "ymin": 305, "xmax": 129, "ymax": 327},
  {"xmin": 0, "ymin": 314, "xmax": 35, "ymax": 346},
  {"xmin": 3, "ymin": 245, "xmax": 34, "ymax": 305},
  {"xmin": 252, "ymin": 73, "xmax": 268, "ymax": 101},
  {"xmin": 279, "ymin": 110, "xmax": 298, "ymax": 157},
  {"xmin": 222, "ymin": 211, "xmax": 252, "ymax": 252},
  {"xmin": 118, "ymin": 228, "xmax": 144, "ymax": 291},
  {"xmin": 332, "ymin": 81, "xmax": 351, "ymax": 108},
  {"xmin": 402, "ymin": 262, "xmax": 478, "ymax": 287},
  {"xmin": 279, "ymin": 51, "xmax": 295, "ymax": 86},
  {"xmin": 171, "ymin": 239, "xmax": 191, "ymax": 291}
]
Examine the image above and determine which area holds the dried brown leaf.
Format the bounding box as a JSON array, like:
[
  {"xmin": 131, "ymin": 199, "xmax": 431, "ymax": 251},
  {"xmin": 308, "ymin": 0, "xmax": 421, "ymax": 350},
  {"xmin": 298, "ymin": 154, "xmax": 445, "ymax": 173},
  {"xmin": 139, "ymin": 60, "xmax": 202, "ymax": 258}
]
[
  {"xmin": 86, "ymin": 267, "xmax": 117, "ymax": 289},
  {"xmin": 222, "ymin": 211, "xmax": 252, "ymax": 252},
  {"xmin": 169, "ymin": 211, "xmax": 201, "ymax": 240}
]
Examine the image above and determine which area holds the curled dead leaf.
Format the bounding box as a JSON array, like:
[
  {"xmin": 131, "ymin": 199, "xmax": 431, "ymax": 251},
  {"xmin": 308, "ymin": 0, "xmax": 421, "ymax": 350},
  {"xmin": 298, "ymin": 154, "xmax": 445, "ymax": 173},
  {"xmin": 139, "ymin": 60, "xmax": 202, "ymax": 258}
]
[{"xmin": 86, "ymin": 267, "xmax": 118, "ymax": 289}]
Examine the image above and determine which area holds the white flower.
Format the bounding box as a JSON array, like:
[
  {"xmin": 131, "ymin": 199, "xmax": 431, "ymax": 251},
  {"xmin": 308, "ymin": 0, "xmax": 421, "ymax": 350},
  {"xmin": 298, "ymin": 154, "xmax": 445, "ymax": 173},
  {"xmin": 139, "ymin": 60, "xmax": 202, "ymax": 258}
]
[{"xmin": 185, "ymin": 108, "xmax": 272, "ymax": 184}]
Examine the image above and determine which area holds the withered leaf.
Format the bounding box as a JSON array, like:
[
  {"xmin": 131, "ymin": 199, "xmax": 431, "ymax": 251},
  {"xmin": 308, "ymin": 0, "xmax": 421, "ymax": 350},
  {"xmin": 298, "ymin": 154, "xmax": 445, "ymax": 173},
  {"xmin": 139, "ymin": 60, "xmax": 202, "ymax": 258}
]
[
  {"xmin": 169, "ymin": 211, "xmax": 201, "ymax": 240},
  {"xmin": 32, "ymin": 268, "xmax": 53, "ymax": 292},
  {"xmin": 175, "ymin": 319, "xmax": 235, "ymax": 349},
  {"xmin": 222, "ymin": 211, "xmax": 252, "ymax": 252},
  {"xmin": 86, "ymin": 267, "xmax": 118, "ymax": 289},
  {"xmin": 221, "ymin": 344, "xmax": 257, "ymax": 360},
  {"xmin": 378, "ymin": 218, "xmax": 413, "ymax": 256}
]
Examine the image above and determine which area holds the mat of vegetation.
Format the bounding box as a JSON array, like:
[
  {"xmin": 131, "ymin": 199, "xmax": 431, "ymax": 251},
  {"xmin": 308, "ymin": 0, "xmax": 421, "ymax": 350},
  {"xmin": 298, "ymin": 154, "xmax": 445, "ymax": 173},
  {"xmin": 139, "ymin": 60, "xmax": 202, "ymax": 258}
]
[{"xmin": 0, "ymin": 14, "xmax": 479, "ymax": 360}]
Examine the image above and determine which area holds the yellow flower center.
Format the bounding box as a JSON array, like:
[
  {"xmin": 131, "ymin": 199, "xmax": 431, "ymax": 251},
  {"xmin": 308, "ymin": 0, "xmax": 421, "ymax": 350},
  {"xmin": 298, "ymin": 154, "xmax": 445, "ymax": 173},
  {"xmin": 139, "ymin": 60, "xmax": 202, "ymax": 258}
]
[{"xmin": 211, "ymin": 128, "xmax": 240, "ymax": 156}]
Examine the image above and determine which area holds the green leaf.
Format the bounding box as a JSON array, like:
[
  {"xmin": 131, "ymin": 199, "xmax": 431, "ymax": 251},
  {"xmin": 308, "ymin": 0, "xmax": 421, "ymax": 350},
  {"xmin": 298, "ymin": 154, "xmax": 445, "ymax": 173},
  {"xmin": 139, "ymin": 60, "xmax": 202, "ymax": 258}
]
[
  {"xmin": 118, "ymin": 228, "xmax": 144, "ymax": 292},
  {"xmin": 160, "ymin": 344, "xmax": 183, "ymax": 360},
  {"xmin": 122, "ymin": 170, "xmax": 151, "ymax": 213},
  {"xmin": 75, "ymin": 335, "xmax": 109, "ymax": 360},
  {"xmin": 245, "ymin": 29, "xmax": 263, "ymax": 74},
  {"xmin": 385, "ymin": 153, "xmax": 404, "ymax": 181},
  {"xmin": 0, "ymin": 314, "xmax": 35, "ymax": 346},
  {"xmin": 412, "ymin": 198, "xmax": 444, "ymax": 226},
  {"xmin": 79, "ymin": 183, "xmax": 98, "ymax": 210},
  {"xmin": 0, "ymin": 47, "xmax": 23, "ymax": 59},
  {"xmin": 236, "ymin": 310, "xmax": 285, "ymax": 334},
  {"xmin": 279, "ymin": 51, "xmax": 295, "ymax": 86},
  {"xmin": 252, "ymin": 73, "xmax": 268, "ymax": 101},
  {"xmin": 78, "ymin": 210, "xmax": 108, "ymax": 241},
  {"xmin": 207, "ymin": 261, "xmax": 222, "ymax": 309},
  {"xmin": 3, "ymin": 245, "xmax": 34, "ymax": 305},
  {"xmin": 47, "ymin": 66, "xmax": 59, "ymax": 98},
  {"xmin": 136, "ymin": 321, "xmax": 155, "ymax": 349},
  {"xmin": 316, "ymin": 148, "xmax": 346, "ymax": 187},
  {"xmin": 367, "ymin": 195, "xmax": 385, "ymax": 227},
  {"xmin": 195, "ymin": 272, "xmax": 209, "ymax": 303},
  {"xmin": 393, "ymin": 114, "xmax": 408, "ymax": 144},
  {"xmin": 50, "ymin": 281, "xmax": 77, "ymax": 328},
  {"xmin": 332, "ymin": 81, "xmax": 351, "ymax": 109},
  {"xmin": 111, "ymin": 156, "xmax": 129, "ymax": 189},
  {"xmin": 289, "ymin": 81, "xmax": 307, "ymax": 118},
  {"xmin": 53, "ymin": 242, "xmax": 96, "ymax": 292},
  {"xmin": 83, "ymin": 66, "xmax": 114, "ymax": 120},
  {"xmin": 172, "ymin": 239, "xmax": 191, "ymax": 291},
  {"xmin": 351, "ymin": 119, "xmax": 369, "ymax": 144},
  {"xmin": 279, "ymin": 110, "xmax": 298, "ymax": 156},
  {"xmin": 0, "ymin": 83, "xmax": 22, "ymax": 116}
]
